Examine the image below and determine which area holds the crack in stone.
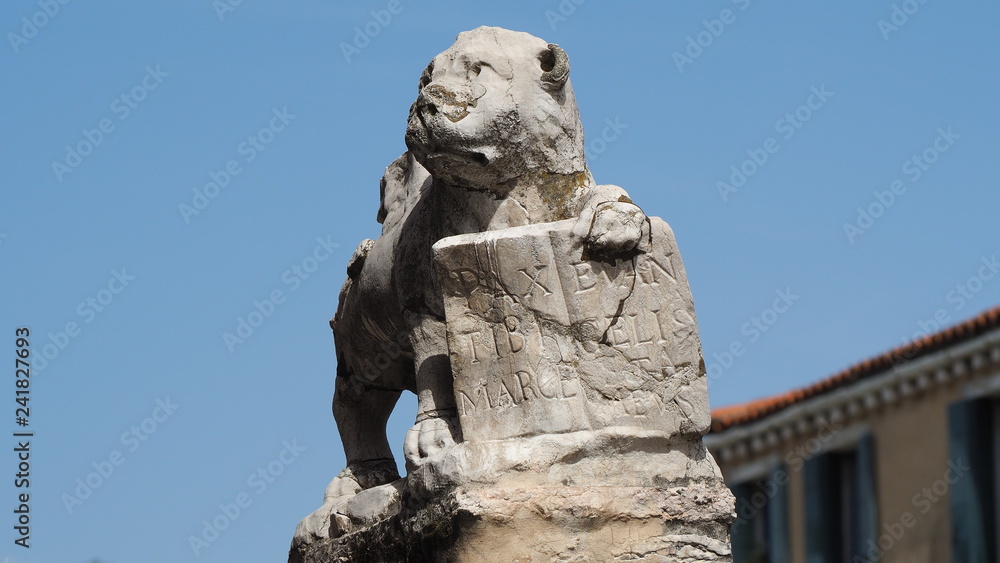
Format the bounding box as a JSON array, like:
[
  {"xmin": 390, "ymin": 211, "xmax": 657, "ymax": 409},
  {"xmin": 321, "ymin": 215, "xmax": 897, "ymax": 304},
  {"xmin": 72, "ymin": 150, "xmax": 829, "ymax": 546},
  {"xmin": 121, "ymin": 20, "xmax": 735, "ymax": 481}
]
[{"xmin": 600, "ymin": 255, "xmax": 639, "ymax": 345}]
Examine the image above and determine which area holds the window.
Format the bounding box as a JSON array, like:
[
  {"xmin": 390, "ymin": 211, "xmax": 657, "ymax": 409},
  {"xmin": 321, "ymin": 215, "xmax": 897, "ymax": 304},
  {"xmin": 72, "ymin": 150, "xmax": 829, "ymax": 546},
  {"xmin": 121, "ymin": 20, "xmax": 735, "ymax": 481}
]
[
  {"xmin": 948, "ymin": 397, "xmax": 999, "ymax": 563},
  {"xmin": 995, "ymin": 401, "xmax": 1000, "ymax": 557},
  {"xmin": 731, "ymin": 464, "xmax": 790, "ymax": 563},
  {"xmin": 804, "ymin": 434, "xmax": 877, "ymax": 563}
]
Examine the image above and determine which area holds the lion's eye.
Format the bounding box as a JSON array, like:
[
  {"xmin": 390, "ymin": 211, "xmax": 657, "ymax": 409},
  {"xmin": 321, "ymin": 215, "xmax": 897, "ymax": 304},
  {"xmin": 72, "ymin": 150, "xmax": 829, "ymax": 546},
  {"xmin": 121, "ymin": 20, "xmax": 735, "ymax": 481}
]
[{"xmin": 470, "ymin": 64, "xmax": 482, "ymax": 77}]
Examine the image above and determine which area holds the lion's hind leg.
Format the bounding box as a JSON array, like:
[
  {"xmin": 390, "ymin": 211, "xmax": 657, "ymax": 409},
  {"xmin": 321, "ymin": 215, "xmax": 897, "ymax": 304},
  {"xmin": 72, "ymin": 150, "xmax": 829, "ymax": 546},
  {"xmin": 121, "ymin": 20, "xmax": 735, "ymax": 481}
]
[{"xmin": 332, "ymin": 372, "xmax": 401, "ymax": 485}]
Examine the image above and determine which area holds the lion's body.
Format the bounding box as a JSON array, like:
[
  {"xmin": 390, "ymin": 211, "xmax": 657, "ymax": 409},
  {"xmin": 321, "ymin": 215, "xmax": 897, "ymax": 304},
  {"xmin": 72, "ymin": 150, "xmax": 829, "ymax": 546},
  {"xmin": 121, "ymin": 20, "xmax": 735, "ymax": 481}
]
[
  {"xmin": 332, "ymin": 153, "xmax": 433, "ymax": 393},
  {"xmin": 293, "ymin": 26, "xmax": 646, "ymax": 546}
]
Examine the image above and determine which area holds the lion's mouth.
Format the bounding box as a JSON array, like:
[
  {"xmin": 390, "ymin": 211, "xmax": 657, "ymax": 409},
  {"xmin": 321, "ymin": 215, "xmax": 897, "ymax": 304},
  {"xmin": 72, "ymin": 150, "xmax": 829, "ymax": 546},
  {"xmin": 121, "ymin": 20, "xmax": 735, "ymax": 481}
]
[
  {"xmin": 426, "ymin": 150, "xmax": 489, "ymax": 167},
  {"xmin": 406, "ymin": 108, "xmax": 492, "ymax": 170}
]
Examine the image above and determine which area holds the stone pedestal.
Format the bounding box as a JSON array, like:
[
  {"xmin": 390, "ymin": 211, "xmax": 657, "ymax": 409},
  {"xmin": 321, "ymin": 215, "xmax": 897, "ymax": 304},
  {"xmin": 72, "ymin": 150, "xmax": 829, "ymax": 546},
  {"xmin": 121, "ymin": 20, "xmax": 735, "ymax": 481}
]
[
  {"xmin": 290, "ymin": 426, "xmax": 733, "ymax": 562},
  {"xmin": 291, "ymin": 481, "xmax": 732, "ymax": 563},
  {"xmin": 290, "ymin": 217, "xmax": 734, "ymax": 562}
]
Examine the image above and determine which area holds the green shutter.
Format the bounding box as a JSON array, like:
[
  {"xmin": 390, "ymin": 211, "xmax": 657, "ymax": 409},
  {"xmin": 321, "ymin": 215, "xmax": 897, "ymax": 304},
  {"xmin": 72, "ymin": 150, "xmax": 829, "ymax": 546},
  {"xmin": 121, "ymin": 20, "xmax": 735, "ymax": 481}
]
[
  {"xmin": 731, "ymin": 482, "xmax": 755, "ymax": 562},
  {"xmin": 805, "ymin": 453, "xmax": 839, "ymax": 563},
  {"xmin": 854, "ymin": 433, "xmax": 878, "ymax": 559},
  {"xmin": 768, "ymin": 464, "xmax": 791, "ymax": 563},
  {"xmin": 948, "ymin": 399, "xmax": 998, "ymax": 563}
]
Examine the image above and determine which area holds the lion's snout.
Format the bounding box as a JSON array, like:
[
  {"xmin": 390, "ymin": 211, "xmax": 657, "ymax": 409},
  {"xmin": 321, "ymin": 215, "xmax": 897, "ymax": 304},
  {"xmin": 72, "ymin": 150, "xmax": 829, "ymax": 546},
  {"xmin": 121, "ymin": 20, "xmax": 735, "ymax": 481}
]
[{"xmin": 415, "ymin": 82, "xmax": 485, "ymax": 123}]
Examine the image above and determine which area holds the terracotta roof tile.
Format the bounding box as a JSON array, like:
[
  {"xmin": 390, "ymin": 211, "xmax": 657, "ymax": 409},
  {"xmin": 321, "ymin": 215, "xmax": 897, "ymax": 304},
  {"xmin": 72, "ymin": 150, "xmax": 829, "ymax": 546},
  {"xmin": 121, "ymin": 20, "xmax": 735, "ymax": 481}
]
[{"xmin": 710, "ymin": 304, "xmax": 1000, "ymax": 432}]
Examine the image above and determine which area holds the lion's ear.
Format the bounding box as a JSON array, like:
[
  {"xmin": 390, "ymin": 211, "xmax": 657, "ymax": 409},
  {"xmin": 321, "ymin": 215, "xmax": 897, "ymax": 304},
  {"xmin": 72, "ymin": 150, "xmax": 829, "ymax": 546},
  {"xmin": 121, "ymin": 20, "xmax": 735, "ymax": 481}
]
[{"xmin": 539, "ymin": 43, "xmax": 569, "ymax": 91}]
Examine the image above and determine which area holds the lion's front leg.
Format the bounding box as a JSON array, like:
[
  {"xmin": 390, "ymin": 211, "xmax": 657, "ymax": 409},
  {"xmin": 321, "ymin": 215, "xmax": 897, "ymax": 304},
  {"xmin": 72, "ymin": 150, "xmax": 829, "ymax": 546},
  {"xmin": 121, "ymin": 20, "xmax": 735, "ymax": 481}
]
[{"xmin": 402, "ymin": 312, "xmax": 461, "ymax": 471}]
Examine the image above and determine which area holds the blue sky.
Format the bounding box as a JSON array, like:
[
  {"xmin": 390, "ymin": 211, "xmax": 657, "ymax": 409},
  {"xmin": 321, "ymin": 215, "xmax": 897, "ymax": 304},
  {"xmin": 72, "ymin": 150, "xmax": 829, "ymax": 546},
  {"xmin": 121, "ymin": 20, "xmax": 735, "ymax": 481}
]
[{"xmin": 2, "ymin": 1, "xmax": 998, "ymax": 561}]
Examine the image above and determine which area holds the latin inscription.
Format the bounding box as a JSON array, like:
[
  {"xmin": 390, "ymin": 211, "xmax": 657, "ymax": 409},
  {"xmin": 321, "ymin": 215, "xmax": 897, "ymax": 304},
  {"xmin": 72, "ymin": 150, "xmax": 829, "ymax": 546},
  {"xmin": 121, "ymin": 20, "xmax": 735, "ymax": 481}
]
[
  {"xmin": 457, "ymin": 365, "xmax": 581, "ymax": 416},
  {"xmin": 437, "ymin": 219, "xmax": 709, "ymax": 440},
  {"xmin": 449, "ymin": 251, "xmax": 697, "ymax": 383}
]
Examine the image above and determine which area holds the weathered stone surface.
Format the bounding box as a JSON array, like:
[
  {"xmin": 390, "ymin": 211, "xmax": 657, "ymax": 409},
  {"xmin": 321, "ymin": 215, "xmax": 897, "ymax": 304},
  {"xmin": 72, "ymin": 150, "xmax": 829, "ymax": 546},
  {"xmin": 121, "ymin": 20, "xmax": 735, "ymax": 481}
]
[
  {"xmin": 291, "ymin": 25, "xmax": 734, "ymax": 562},
  {"xmin": 434, "ymin": 217, "xmax": 707, "ymax": 444},
  {"xmin": 408, "ymin": 429, "xmax": 726, "ymax": 493},
  {"xmin": 290, "ymin": 481, "xmax": 733, "ymax": 563}
]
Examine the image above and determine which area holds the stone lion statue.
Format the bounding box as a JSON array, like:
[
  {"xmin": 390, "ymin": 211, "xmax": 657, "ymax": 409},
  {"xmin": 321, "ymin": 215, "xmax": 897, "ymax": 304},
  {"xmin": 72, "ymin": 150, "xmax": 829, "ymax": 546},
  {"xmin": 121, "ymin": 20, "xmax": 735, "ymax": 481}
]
[{"xmin": 294, "ymin": 26, "xmax": 647, "ymax": 545}]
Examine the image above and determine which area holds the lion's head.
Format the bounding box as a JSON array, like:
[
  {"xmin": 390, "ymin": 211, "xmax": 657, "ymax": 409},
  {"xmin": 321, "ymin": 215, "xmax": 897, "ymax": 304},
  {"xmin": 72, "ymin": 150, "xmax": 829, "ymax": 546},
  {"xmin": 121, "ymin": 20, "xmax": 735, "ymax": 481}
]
[{"xmin": 404, "ymin": 27, "xmax": 588, "ymax": 191}]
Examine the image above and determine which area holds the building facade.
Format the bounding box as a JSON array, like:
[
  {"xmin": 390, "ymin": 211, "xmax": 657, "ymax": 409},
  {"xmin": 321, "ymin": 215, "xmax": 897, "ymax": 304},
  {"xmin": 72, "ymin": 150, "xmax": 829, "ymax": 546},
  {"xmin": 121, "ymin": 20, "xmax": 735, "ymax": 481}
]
[{"xmin": 705, "ymin": 306, "xmax": 1000, "ymax": 563}]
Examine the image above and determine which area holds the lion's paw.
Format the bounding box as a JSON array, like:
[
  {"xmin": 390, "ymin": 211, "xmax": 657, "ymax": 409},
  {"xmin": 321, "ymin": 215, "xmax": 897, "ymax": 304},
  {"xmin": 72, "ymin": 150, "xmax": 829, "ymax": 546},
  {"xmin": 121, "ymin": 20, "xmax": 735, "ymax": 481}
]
[
  {"xmin": 292, "ymin": 460, "xmax": 400, "ymax": 546},
  {"xmin": 585, "ymin": 201, "xmax": 646, "ymax": 259},
  {"xmin": 404, "ymin": 415, "xmax": 459, "ymax": 467}
]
